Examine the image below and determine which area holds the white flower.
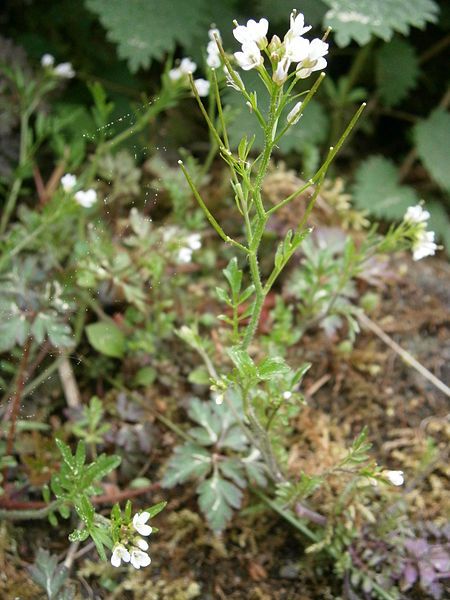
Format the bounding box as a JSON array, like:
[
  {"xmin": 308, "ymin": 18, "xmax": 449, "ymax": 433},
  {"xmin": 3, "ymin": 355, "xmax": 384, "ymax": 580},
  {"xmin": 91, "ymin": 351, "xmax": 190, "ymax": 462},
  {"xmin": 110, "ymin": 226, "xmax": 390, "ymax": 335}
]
[
  {"xmin": 41, "ymin": 53, "xmax": 55, "ymax": 68},
  {"xmin": 272, "ymin": 59, "xmax": 289, "ymax": 85},
  {"xmin": 286, "ymin": 11, "xmax": 312, "ymax": 39},
  {"xmin": 296, "ymin": 39, "xmax": 328, "ymax": 79},
  {"xmin": 287, "ymin": 101, "xmax": 303, "ymax": 125},
  {"xmin": 179, "ymin": 57, "xmax": 197, "ymax": 75},
  {"xmin": 178, "ymin": 247, "xmax": 193, "ymax": 263},
  {"xmin": 233, "ymin": 18, "xmax": 269, "ymax": 48},
  {"xmin": 53, "ymin": 62, "xmax": 75, "ymax": 79},
  {"xmin": 135, "ymin": 537, "xmax": 149, "ymax": 551},
  {"xmin": 285, "ymin": 35, "xmax": 310, "ymax": 63},
  {"xmin": 385, "ymin": 470, "xmax": 404, "ymax": 486},
  {"xmin": 282, "ymin": 391, "xmax": 292, "ymax": 400},
  {"xmin": 186, "ymin": 233, "xmax": 201, "ymax": 250},
  {"xmin": 74, "ymin": 189, "xmax": 97, "ymax": 208},
  {"xmin": 207, "ymin": 41, "xmax": 221, "ymax": 68},
  {"xmin": 61, "ymin": 173, "xmax": 77, "ymax": 192},
  {"xmin": 234, "ymin": 41, "xmax": 264, "ymax": 71},
  {"xmin": 208, "ymin": 27, "xmax": 222, "ymax": 43},
  {"xmin": 404, "ymin": 204, "xmax": 430, "ymax": 224},
  {"xmin": 194, "ymin": 78, "xmax": 210, "ymax": 97},
  {"xmin": 412, "ymin": 229, "xmax": 437, "ymax": 261},
  {"xmin": 130, "ymin": 548, "xmax": 151, "ymax": 569},
  {"xmin": 111, "ymin": 543, "xmax": 130, "ymax": 567},
  {"xmin": 169, "ymin": 57, "xmax": 197, "ymax": 81},
  {"xmin": 132, "ymin": 511, "xmax": 152, "ymax": 536}
]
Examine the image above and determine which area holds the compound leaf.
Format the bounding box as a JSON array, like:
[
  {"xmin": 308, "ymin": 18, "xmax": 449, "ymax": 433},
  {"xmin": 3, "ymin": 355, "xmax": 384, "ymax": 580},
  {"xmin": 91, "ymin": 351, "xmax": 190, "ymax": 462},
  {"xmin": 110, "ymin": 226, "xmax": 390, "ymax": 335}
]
[{"xmin": 197, "ymin": 470, "xmax": 243, "ymax": 533}]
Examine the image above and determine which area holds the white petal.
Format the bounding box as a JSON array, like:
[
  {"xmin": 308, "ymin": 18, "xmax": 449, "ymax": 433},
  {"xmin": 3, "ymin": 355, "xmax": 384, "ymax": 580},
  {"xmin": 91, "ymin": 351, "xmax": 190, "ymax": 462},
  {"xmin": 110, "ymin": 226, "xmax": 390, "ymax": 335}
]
[
  {"xmin": 111, "ymin": 551, "xmax": 121, "ymax": 567},
  {"xmin": 135, "ymin": 538, "xmax": 149, "ymax": 551}
]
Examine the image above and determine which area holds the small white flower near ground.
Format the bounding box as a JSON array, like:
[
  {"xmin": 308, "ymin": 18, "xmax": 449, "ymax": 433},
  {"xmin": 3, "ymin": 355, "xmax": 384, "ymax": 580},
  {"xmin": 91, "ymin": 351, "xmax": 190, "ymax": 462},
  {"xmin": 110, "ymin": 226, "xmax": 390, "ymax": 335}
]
[
  {"xmin": 404, "ymin": 204, "xmax": 431, "ymax": 224},
  {"xmin": 412, "ymin": 230, "xmax": 437, "ymax": 261},
  {"xmin": 385, "ymin": 470, "xmax": 404, "ymax": 486},
  {"xmin": 130, "ymin": 548, "xmax": 151, "ymax": 569},
  {"xmin": 53, "ymin": 62, "xmax": 75, "ymax": 79},
  {"xmin": 194, "ymin": 78, "xmax": 210, "ymax": 97},
  {"xmin": 61, "ymin": 173, "xmax": 77, "ymax": 192},
  {"xmin": 135, "ymin": 537, "xmax": 149, "ymax": 551},
  {"xmin": 111, "ymin": 543, "xmax": 131, "ymax": 567},
  {"xmin": 74, "ymin": 189, "xmax": 97, "ymax": 208},
  {"xmin": 41, "ymin": 53, "xmax": 55, "ymax": 68},
  {"xmin": 178, "ymin": 247, "xmax": 193, "ymax": 263},
  {"xmin": 132, "ymin": 511, "xmax": 152, "ymax": 536},
  {"xmin": 186, "ymin": 233, "xmax": 202, "ymax": 250}
]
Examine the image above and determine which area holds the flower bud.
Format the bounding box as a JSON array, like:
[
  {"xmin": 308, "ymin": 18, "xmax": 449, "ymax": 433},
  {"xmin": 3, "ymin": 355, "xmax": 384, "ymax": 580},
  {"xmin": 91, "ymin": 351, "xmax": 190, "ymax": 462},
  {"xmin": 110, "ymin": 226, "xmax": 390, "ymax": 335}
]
[{"xmin": 286, "ymin": 101, "xmax": 303, "ymax": 124}]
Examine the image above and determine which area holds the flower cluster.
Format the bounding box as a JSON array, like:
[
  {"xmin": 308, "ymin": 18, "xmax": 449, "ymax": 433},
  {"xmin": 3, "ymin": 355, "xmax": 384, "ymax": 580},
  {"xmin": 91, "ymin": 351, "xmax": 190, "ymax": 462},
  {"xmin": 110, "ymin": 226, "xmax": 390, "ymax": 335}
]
[
  {"xmin": 60, "ymin": 173, "xmax": 97, "ymax": 208},
  {"xmin": 232, "ymin": 11, "xmax": 328, "ymax": 82},
  {"xmin": 403, "ymin": 204, "xmax": 437, "ymax": 261},
  {"xmin": 206, "ymin": 27, "xmax": 222, "ymax": 68},
  {"xmin": 111, "ymin": 511, "xmax": 152, "ymax": 569},
  {"xmin": 168, "ymin": 57, "xmax": 210, "ymax": 97},
  {"xmin": 178, "ymin": 233, "xmax": 202, "ymax": 263},
  {"xmin": 41, "ymin": 54, "xmax": 75, "ymax": 79}
]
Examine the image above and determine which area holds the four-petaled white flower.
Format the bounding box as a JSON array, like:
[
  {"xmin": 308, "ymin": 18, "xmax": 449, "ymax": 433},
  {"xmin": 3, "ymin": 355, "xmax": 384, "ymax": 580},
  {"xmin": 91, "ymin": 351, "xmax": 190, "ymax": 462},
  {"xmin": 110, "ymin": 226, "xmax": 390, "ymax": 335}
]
[
  {"xmin": 233, "ymin": 18, "xmax": 269, "ymax": 48},
  {"xmin": 295, "ymin": 39, "xmax": 328, "ymax": 79},
  {"xmin": 61, "ymin": 173, "xmax": 77, "ymax": 192},
  {"xmin": 412, "ymin": 229, "xmax": 437, "ymax": 261},
  {"xmin": 385, "ymin": 470, "xmax": 404, "ymax": 486},
  {"xmin": 53, "ymin": 62, "xmax": 75, "ymax": 79},
  {"xmin": 132, "ymin": 511, "xmax": 152, "ymax": 536},
  {"xmin": 287, "ymin": 101, "xmax": 303, "ymax": 125},
  {"xmin": 404, "ymin": 204, "xmax": 430, "ymax": 224},
  {"xmin": 234, "ymin": 41, "xmax": 264, "ymax": 71},
  {"xmin": 74, "ymin": 189, "xmax": 97, "ymax": 208},
  {"xmin": 111, "ymin": 543, "xmax": 131, "ymax": 567},
  {"xmin": 286, "ymin": 11, "xmax": 312, "ymax": 39},
  {"xmin": 41, "ymin": 53, "xmax": 55, "ymax": 68},
  {"xmin": 130, "ymin": 548, "xmax": 151, "ymax": 569},
  {"xmin": 194, "ymin": 78, "xmax": 210, "ymax": 97}
]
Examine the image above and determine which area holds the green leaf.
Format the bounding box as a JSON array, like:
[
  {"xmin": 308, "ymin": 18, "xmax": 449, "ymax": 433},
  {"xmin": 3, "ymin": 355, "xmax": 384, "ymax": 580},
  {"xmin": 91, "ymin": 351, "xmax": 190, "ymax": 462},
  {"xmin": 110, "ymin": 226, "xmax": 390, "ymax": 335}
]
[
  {"xmin": 134, "ymin": 366, "xmax": 157, "ymax": 386},
  {"xmin": 188, "ymin": 366, "xmax": 211, "ymax": 386},
  {"xmin": 197, "ymin": 470, "xmax": 243, "ymax": 533},
  {"xmin": 353, "ymin": 156, "xmax": 419, "ymax": 219},
  {"xmin": 28, "ymin": 549, "xmax": 69, "ymax": 600},
  {"xmin": 74, "ymin": 495, "xmax": 95, "ymax": 525},
  {"xmin": 86, "ymin": 0, "xmax": 212, "ymax": 72},
  {"xmin": 376, "ymin": 38, "xmax": 420, "ymax": 107},
  {"xmin": 162, "ymin": 442, "xmax": 212, "ymax": 487},
  {"xmin": 223, "ymin": 258, "xmax": 243, "ymax": 298},
  {"xmin": 414, "ymin": 108, "xmax": 450, "ymax": 191},
  {"xmin": 187, "ymin": 398, "xmax": 222, "ymax": 445},
  {"xmin": 323, "ymin": 0, "xmax": 439, "ymax": 47},
  {"xmin": 68, "ymin": 528, "xmax": 89, "ymax": 542},
  {"xmin": 257, "ymin": 356, "xmax": 291, "ymax": 380},
  {"xmin": 143, "ymin": 500, "xmax": 167, "ymax": 519},
  {"xmin": 82, "ymin": 454, "xmax": 121, "ymax": 488},
  {"xmin": 227, "ymin": 347, "xmax": 257, "ymax": 378},
  {"xmin": 428, "ymin": 201, "xmax": 450, "ymax": 256},
  {"xmin": 85, "ymin": 321, "xmax": 125, "ymax": 358}
]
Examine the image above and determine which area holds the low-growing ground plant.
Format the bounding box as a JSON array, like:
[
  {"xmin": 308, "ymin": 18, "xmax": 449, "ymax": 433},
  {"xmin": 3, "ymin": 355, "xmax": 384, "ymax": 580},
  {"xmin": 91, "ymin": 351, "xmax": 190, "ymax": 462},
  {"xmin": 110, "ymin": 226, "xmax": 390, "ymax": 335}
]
[{"xmin": 0, "ymin": 7, "xmax": 448, "ymax": 600}]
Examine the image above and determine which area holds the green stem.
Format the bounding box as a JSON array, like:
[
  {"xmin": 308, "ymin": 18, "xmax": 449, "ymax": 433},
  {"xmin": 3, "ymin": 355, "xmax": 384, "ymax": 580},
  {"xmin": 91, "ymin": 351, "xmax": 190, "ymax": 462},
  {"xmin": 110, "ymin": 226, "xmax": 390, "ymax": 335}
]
[
  {"xmin": 0, "ymin": 111, "xmax": 30, "ymax": 234},
  {"xmin": 0, "ymin": 500, "xmax": 59, "ymax": 521}
]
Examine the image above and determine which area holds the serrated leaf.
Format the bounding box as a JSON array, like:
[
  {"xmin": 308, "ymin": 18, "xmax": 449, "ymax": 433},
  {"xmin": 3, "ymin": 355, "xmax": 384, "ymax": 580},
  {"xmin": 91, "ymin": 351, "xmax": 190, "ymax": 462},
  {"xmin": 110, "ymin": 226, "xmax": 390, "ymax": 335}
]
[
  {"xmin": 257, "ymin": 356, "xmax": 291, "ymax": 380},
  {"xmin": 86, "ymin": 321, "xmax": 125, "ymax": 358},
  {"xmin": 197, "ymin": 470, "xmax": 243, "ymax": 533},
  {"xmin": 162, "ymin": 442, "xmax": 212, "ymax": 487},
  {"xmin": 28, "ymin": 549, "xmax": 69, "ymax": 600},
  {"xmin": 227, "ymin": 347, "xmax": 257, "ymax": 378},
  {"xmin": 414, "ymin": 108, "xmax": 450, "ymax": 191},
  {"xmin": 353, "ymin": 156, "xmax": 419, "ymax": 219},
  {"xmin": 86, "ymin": 0, "xmax": 211, "ymax": 72},
  {"xmin": 377, "ymin": 38, "xmax": 420, "ymax": 107},
  {"xmin": 323, "ymin": 0, "xmax": 439, "ymax": 47},
  {"xmin": 188, "ymin": 398, "xmax": 221, "ymax": 444}
]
